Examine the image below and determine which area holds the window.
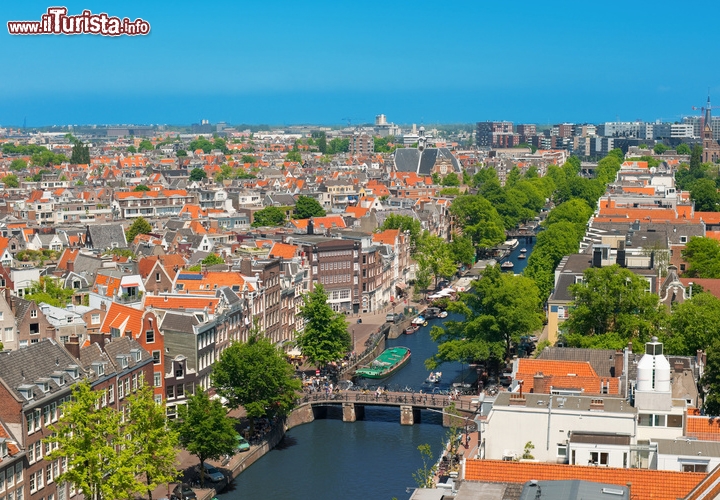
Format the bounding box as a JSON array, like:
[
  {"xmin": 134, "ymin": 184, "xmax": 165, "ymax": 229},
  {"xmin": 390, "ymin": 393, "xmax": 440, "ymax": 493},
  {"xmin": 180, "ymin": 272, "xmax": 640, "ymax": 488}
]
[
  {"xmin": 590, "ymin": 451, "xmax": 609, "ymax": 466},
  {"xmin": 124, "ymin": 378, "xmax": 130, "ymax": 395},
  {"xmin": 4, "ymin": 328, "xmax": 12, "ymax": 342},
  {"xmin": 118, "ymin": 380, "xmax": 124, "ymax": 399},
  {"xmin": 108, "ymin": 385, "xmax": 114, "ymax": 403},
  {"xmin": 29, "ymin": 323, "xmax": 39, "ymax": 335},
  {"xmin": 152, "ymin": 351, "xmax": 160, "ymax": 365},
  {"xmin": 557, "ymin": 445, "xmax": 567, "ymax": 458},
  {"xmin": 683, "ymin": 462, "xmax": 708, "ymax": 473},
  {"xmin": 176, "ymin": 384, "xmax": 184, "ymax": 398},
  {"xmin": 154, "ymin": 372, "xmax": 161, "ymax": 387},
  {"xmin": 155, "ymin": 272, "xmax": 161, "ymax": 282},
  {"xmin": 15, "ymin": 463, "xmax": 21, "ymax": 484},
  {"xmin": 680, "ymin": 236, "xmax": 688, "ymax": 243},
  {"xmin": 145, "ymin": 330, "xmax": 155, "ymax": 343},
  {"xmin": 46, "ymin": 465, "xmax": 52, "ymax": 485},
  {"xmin": 30, "ymin": 310, "xmax": 37, "ymax": 319},
  {"xmin": 132, "ymin": 374, "xmax": 138, "ymax": 391},
  {"xmin": 166, "ymin": 385, "xmax": 174, "ymax": 399},
  {"xmin": 91, "ymin": 314, "xmax": 100, "ymax": 325}
]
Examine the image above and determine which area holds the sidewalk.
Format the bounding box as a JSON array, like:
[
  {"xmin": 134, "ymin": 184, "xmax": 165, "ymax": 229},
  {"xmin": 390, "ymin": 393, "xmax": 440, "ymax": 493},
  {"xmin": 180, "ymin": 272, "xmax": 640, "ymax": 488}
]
[{"xmin": 345, "ymin": 296, "xmax": 423, "ymax": 353}]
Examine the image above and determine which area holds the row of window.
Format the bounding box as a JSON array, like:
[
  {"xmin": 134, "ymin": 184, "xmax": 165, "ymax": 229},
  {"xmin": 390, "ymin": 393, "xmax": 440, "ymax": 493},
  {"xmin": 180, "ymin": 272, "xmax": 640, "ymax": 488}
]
[
  {"xmin": 320, "ymin": 261, "xmax": 351, "ymax": 271},
  {"xmin": 319, "ymin": 274, "xmax": 354, "ymax": 285},
  {"xmin": 166, "ymin": 382, "xmax": 194, "ymax": 400},
  {"xmin": 0, "ymin": 463, "xmax": 23, "ymax": 493},
  {"xmin": 27, "ymin": 400, "xmax": 65, "ymax": 435}
]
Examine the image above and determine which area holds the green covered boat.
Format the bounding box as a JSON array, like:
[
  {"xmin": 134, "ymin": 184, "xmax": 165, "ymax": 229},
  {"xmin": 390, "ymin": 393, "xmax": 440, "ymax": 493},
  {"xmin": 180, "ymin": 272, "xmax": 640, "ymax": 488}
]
[{"xmin": 355, "ymin": 347, "xmax": 411, "ymax": 379}]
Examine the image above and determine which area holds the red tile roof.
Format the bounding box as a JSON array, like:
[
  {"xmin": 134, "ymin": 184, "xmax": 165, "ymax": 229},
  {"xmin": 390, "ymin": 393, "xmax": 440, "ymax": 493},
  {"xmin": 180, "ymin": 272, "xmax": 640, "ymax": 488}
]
[{"xmin": 464, "ymin": 459, "xmax": 703, "ymax": 500}]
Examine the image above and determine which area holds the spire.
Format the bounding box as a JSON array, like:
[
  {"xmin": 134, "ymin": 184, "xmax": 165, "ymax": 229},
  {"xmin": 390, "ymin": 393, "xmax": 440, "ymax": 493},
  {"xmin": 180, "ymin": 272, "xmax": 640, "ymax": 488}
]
[{"xmin": 706, "ymin": 94, "xmax": 713, "ymax": 129}]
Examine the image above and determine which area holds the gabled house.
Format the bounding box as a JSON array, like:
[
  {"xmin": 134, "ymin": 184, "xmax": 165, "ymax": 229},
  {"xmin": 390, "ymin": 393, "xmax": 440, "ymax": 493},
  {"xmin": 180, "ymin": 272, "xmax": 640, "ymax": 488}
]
[{"xmin": 85, "ymin": 223, "xmax": 128, "ymax": 251}]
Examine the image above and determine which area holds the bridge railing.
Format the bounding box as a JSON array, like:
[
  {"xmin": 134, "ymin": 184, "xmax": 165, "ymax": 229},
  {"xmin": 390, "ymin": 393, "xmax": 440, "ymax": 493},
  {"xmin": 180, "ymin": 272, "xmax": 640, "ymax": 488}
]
[{"xmin": 297, "ymin": 390, "xmax": 478, "ymax": 412}]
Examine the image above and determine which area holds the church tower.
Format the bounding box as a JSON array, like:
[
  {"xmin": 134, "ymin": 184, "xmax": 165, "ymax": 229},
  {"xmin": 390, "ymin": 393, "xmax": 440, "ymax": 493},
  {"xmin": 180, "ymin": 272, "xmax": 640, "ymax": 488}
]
[{"xmin": 702, "ymin": 95, "xmax": 720, "ymax": 163}]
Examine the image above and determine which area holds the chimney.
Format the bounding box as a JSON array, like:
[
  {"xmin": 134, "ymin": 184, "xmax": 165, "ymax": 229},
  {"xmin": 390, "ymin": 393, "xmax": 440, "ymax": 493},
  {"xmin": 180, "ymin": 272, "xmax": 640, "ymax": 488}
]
[
  {"xmin": 593, "ymin": 247, "xmax": 602, "ymax": 268},
  {"xmin": 614, "ymin": 350, "xmax": 624, "ymax": 377},
  {"xmin": 100, "ymin": 301, "xmax": 107, "ymax": 311},
  {"xmin": 65, "ymin": 334, "xmax": 80, "ymax": 360},
  {"xmin": 89, "ymin": 332, "xmax": 104, "ymax": 350},
  {"xmin": 616, "ymin": 241, "xmax": 626, "ymax": 268},
  {"xmin": 308, "ymin": 218, "xmax": 314, "ymax": 235},
  {"xmin": 533, "ymin": 372, "xmax": 545, "ymax": 394},
  {"xmin": 649, "ymin": 251, "xmax": 655, "ymax": 270},
  {"xmin": 4, "ymin": 288, "xmax": 12, "ymax": 312},
  {"xmin": 67, "ymin": 260, "xmax": 74, "ymax": 273}
]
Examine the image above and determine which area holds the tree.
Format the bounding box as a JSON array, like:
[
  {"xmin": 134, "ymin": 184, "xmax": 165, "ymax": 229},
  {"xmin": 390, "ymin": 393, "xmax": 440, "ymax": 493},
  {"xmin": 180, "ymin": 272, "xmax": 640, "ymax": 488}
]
[
  {"xmin": 176, "ymin": 149, "xmax": 187, "ymax": 157},
  {"xmin": 2, "ymin": 174, "xmax": 19, "ymax": 188},
  {"xmin": 252, "ymin": 206, "xmax": 286, "ymax": 227},
  {"xmin": 682, "ymin": 236, "xmax": 720, "ymax": 278},
  {"xmin": 46, "ymin": 380, "xmax": 135, "ymax": 500},
  {"xmin": 25, "ymin": 277, "xmax": 74, "ymax": 307},
  {"xmin": 189, "ymin": 137, "xmax": 214, "ymax": 154},
  {"xmin": 317, "ymin": 134, "xmax": 327, "ymax": 154},
  {"xmin": 525, "ymin": 222, "xmax": 584, "ymax": 299},
  {"xmin": 562, "ymin": 265, "xmax": 666, "ymax": 349},
  {"xmin": 174, "ymin": 392, "xmax": 237, "ymax": 487},
  {"xmin": 127, "ymin": 145, "xmax": 137, "ymax": 153},
  {"xmin": 415, "ymin": 233, "xmax": 457, "ymax": 289},
  {"xmin": 703, "ymin": 337, "xmax": 720, "ymax": 415},
  {"xmin": 212, "ymin": 334, "xmax": 302, "ymax": 427},
  {"xmin": 189, "ymin": 167, "xmax": 207, "ymax": 182},
  {"xmin": 676, "ymin": 143, "xmax": 691, "ymax": 155},
  {"xmin": 449, "ymin": 195, "xmax": 505, "ymax": 251},
  {"xmin": 449, "ymin": 235, "xmax": 475, "ymax": 267},
  {"xmin": 327, "ymin": 137, "xmax": 349, "ymax": 154},
  {"xmin": 241, "ymin": 154, "xmax": 257, "ymax": 164},
  {"xmin": 441, "ymin": 172, "xmax": 460, "ymax": 186},
  {"xmin": 543, "ymin": 199, "xmax": 594, "ymax": 231},
  {"xmin": 654, "ymin": 143, "xmax": 669, "ymax": 155},
  {"xmin": 295, "ymin": 284, "xmax": 351, "ymax": 366},
  {"xmin": 665, "ymin": 293, "xmax": 720, "ymax": 356},
  {"xmin": 691, "ymin": 144, "xmax": 703, "ymax": 172},
  {"xmin": 70, "ymin": 140, "xmax": 91, "ymax": 164},
  {"xmin": 429, "ymin": 265, "xmax": 543, "ymax": 366},
  {"xmin": 126, "ymin": 216, "xmax": 152, "ymax": 243},
  {"xmin": 412, "ymin": 444, "xmax": 437, "ymax": 489},
  {"xmin": 201, "ymin": 253, "xmax": 225, "ymax": 266},
  {"xmin": 690, "ymin": 178, "xmax": 719, "ymax": 212},
  {"xmin": 294, "ymin": 195, "xmax": 326, "ymax": 219},
  {"xmin": 9, "ymin": 159, "xmax": 26, "ymax": 171},
  {"xmin": 286, "ymin": 150, "xmax": 302, "ymax": 163},
  {"xmin": 379, "ymin": 214, "xmax": 422, "ymax": 248},
  {"xmin": 138, "ymin": 139, "xmax": 154, "ymax": 152},
  {"xmin": 124, "ymin": 385, "xmax": 179, "ymax": 500},
  {"xmin": 133, "ymin": 184, "xmax": 150, "ymax": 192}
]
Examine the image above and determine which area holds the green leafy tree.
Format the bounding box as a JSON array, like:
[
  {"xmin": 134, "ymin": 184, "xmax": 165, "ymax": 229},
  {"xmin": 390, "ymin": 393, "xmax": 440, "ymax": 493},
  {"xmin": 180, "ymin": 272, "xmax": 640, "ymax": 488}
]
[
  {"xmin": 295, "ymin": 284, "xmax": 351, "ymax": 366},
  {"xmin": 201, "ymin": 253, "xmax": 225, "ymax": 266},
  {"xmin": 379, "ymin": 214, "xmax": 422, "ymax": 248},
  {"xmin": 126, "ymin": 216, "xmax": 152, "ymax": 243},
  {"xmin": 25, "ymin": 277, "xmax": 75, "ymax": 307},
  {"xmin": 563, "ymin": 265, "xmax": 666, "ymax": 348},
  {"xmin": 317, "ymin": 134, "xmax": 327, "ymax": 154},
  {"xmin": 415, "ymin": 233, "xmax": 458, "ymax": 290},
  {"xmin": 2, "ymin": 174, "xmax": 19, "ymax": 188},
  {"xmin": 439, "ymin": 187, "xmax": 461, "ymax": 196},
  {"xmin": 327, "ymin": 137, "xmax": 349, "ymax": 154},
  {"xmin": 286, "ymin": 150, "xmax": 302, "ymax": 163},
  {"xmin": 413, "ymin": 444, "xmax": 437, "ymax": 488},
  {"xmin": 252, "ymin": 206, "xmax": 287, "ymax": 227},
  {"xmin": 127, "ymin": 145, "xmax": 137, "ymax": 153},
  {"xmin": 294, "ymin": 195, "xmax": 326, "ymax": 219},
  {"xmin": 653, "ymin": 143, "xmax": 669, "ymax": 155},
  {"xmin": 429, "ymin": 265, "xmax": 543, "ymax": 365},
  {"xmin": 703, "ymin": 337, "xmax": 720, "ymax": 415},
  {"xmin": 241, "ymin": 154, "xmax": 257, "ymax": 164},
  {"xmin": 124, "ymin": 385, "xmax": 180, "ymax": 500},
  {"xmin": 70, "ymin": 140, "xmax": 91, "ymax": 164},
  {"xmin": 665, "ymin": 293, "xmax": 720, "ymax": 355},
  {"xmin": 138, "ymin": 139, "xmax": 154, "ymax": 152},
  {"xmin": 682, "ymin": 236, "xmax": 720, "ymax": 278},
  {"xmin": 441, "ymin": 172, "xmax": 460, "ymax": 186},
  {"xmin": 525, "ymin": 221, "xmax": 585, "ymax": 299},
  {"xmin": 31, "ymin": 149, "xmax": 67, "ymax": 166},
  {"xmin": 449, "ymin": 195, "xmax": 506, "ymax": 251},
  {"xmin": 46, "ymin": 380, "xmax": 136, "ymax": 500},
  {"xmin": 189, "ymin": 167, "xmax": 207, "ymax": 182},
  {"xmin": 691, "ymin": 144, "xmax": 703, "ymax": 172},
  {"xmin": 174, "ymin": 392, "xmax": 237, "ymax": 487},
  {"xmin": 133, "ymin": 184, "xmax": 150, "ymax": 192},
  {"xmin": 690, "ymin": 178, "xmax": 719, "ymax": 212},
  {"xmin": 9, "ymin": 159, "xmax": 26, "ymax": 171},
  {"xmin": 449, "ymin": 235, "xmax": 475, "ymax": 267},
  {"xmin": 543, "ymin": 199, "xmax": 594, "ymax": 231},
  {"xmin": 213, "ymin": 138, "xmax": 229, "ymax": 154},
  {"xmin": 676, "ymin": 143, "xmax": 691, "ymax": 155},
  {"xmin": 189, "ymin": 137, "xmax": 214, "ymax": 154},
  {"xmin": 176, "ymin": 149, "xmax": 187, "ymax": 157},
  {"xmin": 212, "ymin": 333, "xmax": 302, "ymax": 427}
]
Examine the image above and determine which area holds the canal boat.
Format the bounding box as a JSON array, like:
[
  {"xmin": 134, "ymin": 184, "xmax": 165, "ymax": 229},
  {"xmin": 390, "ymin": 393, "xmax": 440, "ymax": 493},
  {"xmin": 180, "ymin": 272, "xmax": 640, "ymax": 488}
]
[
  {"xmin": 517, "ymin": 253, "xmax": 526, "ymax": 259},
  {"xmin": 355, "ymin": 347, "xmax": 411, "ymax": 379},
  {"xmin": 426, "ymin": 371, "xmax": 442, "ymax": 384},
  {"xmin": 404, "ymin": 325, "xmax": 419, "ymax": 335},
  {"xmin": 520, "ymin": 248, "xmax": 527, "ymax": 253},
  {"xmin": 500, "ymin": 261, "xmax": 514, "ymax": 270},
  {"xmin": 411, "ymin": 315, "xmax": 426, "ymax": 326},
  {"xmin": 438, "ymin": 311, "xmax": 448, "ymax": 318}
]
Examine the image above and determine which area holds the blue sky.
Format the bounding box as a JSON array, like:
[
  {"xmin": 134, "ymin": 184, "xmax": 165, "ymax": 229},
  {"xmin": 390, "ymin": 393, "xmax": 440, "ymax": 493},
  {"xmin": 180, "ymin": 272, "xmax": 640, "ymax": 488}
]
[{"xmin": 3, "ymin": 0, "xmax": 720, "ymax": 126}]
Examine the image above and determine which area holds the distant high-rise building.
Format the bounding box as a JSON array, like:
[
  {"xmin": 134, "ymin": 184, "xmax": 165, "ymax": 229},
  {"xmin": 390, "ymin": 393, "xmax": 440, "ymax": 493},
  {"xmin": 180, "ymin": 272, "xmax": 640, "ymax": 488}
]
[
  {"xmin": 350, "ymin": 132, "xmax": 374, "ymax": 156},
  {"xmin": 517, "ymin": 124, "xmax": 536, "ymax": 144},
  {"xmin": 476, "ymin": 121, "xmax": 517, "ymax": 149}
]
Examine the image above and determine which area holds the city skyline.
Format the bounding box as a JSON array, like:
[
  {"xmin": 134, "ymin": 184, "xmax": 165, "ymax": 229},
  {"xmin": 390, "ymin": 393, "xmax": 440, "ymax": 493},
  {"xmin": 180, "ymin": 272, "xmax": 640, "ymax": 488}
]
[{"xmin": 3, "ymin": 0, "xmax": 720, "ymax": 126}]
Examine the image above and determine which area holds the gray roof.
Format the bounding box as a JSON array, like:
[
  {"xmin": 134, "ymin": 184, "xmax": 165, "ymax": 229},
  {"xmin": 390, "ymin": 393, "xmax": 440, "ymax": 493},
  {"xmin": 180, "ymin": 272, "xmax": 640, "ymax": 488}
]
[
  {"xmin": 656, "ymin": 438, "xmax": 720, "ymax": 457},
  {"xmin": 0, "ymin": 339, "xmax": 84, "ymax": 405},
  {"xmin": 518, "ymin": 480, "xmax": 628, "ymax": 500},
  {"xmin": 569, "ymin": 431, "xmax": 631, "ymax": 445},
  {"xmin": 394, "ymin": 147, "xmax": 461, "ymax": 175},
  {"xmin": 493, "ymin": 393, "xmax": 635, "ymax": 414},
  {"xmin": 86, "ymin": 223, "xmax": 128, "ymax": 250},
  {"xmin": 160, "ymin": 311, "xmax": 200, "ymax": 334}
]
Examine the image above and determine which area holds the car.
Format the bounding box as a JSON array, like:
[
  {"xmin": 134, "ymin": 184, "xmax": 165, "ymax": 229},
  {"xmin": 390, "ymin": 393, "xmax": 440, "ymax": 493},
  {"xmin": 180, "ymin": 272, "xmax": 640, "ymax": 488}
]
[
  {"xmin": 196, "ymin": 462, "xmax": 225, "ymax": 483},
  {"xmin": 172, "ymin": 484, "xmax": 197, "ymax": 500},
  {"xmin": 235, "ymin": 434, "xmax": 250, "ymax": 452}
]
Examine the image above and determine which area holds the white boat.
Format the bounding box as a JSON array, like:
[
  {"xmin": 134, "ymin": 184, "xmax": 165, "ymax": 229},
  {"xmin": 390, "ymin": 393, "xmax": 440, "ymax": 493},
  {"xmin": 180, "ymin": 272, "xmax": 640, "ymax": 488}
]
[
  {"xmin": 438, "ymin": 311, "xmax": 448, "ymax": 318},
  {"xmin": 517, "ymin": 254, "xmax": 526, "ymax": 260},
  {"xmin": 426, "ymin": 372, "xmax": 442, "ymax": 384},
  {"xmin": 520, "ymin": 248, "xmax": 527, "ymax": 253},
  {"xmin": 500, "ymin": 261, "xmax": 514, "ymax": 270},
  {"xmin": 411, "ymin": 315, "xmax": 426, "ymax": 326}
]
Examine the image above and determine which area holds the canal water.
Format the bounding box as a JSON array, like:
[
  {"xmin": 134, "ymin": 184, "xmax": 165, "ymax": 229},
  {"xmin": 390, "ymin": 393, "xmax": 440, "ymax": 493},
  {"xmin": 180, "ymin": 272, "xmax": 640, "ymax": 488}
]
[
  {"xmin": 219, "ymin": 240, "xmax": 535, "ymax": 500},
  {"xmin": 501, "ymin": 234, "xmax": 536, "ymax": 274}
]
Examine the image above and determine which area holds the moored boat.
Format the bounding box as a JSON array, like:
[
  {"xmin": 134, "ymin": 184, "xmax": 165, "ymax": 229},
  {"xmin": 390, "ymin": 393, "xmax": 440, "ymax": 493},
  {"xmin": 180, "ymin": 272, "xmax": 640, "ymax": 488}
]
[
  {"xmin": 517, "ymin": 253, "xmax": 526, "ymax": 259},
  {"xmin": 438, "ymin": 311, "xmax": 448, "ymax": 318},
  {"xmin": 405, "ymin": 325, "xmax": 419, "ymax": 335},
  {"xmin": 426, "ymin": 371, "xmax": 442, "ymax": 384},
  {"xmin": 520, "ymin": 248, "xmax": 527, "ymax": 253},
  {"xmin": 500, "ymin": 261, "xmax": 514, "ymax": 270},
  {"xmin": 355, "ymin": 347, "xmax": 411, "ymax": 379},
  {"xmin": 411, "ymin": 315, "xmax": 426, "ymax": 326}
]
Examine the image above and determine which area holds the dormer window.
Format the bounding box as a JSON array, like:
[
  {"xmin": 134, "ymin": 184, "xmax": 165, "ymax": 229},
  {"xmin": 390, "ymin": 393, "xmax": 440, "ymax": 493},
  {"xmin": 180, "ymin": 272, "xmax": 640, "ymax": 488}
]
[
  {"xmin": 36, "ymin": 378, "xmax": 50, "ymax": 393},
  {"xmin": 18, "ymin": 384, "xmax": 34, "ymax": 401},
  {"xmin": 50, "ymin": 371, "xmax": 65, "ymax": 386},
  {"xmin": 130, "ymin": 349, "xmax": 141, "ymax": 362},
  {"xmin": 116, "ymin": 355, "xmax": 128, "ymax": 369},
  {"xmin": 65, "ymin": 365, "xmax": 79, "ymax": 379},
  {"xmin": 92, "ymin": 362, "xmax": 104, "ymax": 376},
  {"xmin": 0, "ymin": 439, "xmax": 7, "ymax": 458}
]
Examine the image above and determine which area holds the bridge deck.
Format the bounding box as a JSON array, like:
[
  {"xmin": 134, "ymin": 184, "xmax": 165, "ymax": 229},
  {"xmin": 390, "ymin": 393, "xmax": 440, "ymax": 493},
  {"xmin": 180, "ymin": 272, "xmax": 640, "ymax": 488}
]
[{"xmin": 298, "ymin": 390, "xmax": 478, "ymax": 413}]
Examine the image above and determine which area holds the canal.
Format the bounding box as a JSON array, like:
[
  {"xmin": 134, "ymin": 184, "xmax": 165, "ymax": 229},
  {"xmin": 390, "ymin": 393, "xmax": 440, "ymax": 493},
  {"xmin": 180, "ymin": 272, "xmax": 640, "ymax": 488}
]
[{"xmin": 219, "ymin": 241, "xmax": 535, "ymax": 500}]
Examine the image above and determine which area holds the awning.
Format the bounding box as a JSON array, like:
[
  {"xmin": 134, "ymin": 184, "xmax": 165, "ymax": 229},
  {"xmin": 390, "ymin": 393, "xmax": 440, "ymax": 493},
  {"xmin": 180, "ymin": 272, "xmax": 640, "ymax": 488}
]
[{"xmin": 395, "ymin": 282, "xmax": 407, "ymax": 290}]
